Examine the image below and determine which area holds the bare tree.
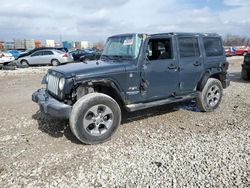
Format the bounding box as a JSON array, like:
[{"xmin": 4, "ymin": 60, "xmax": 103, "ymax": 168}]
[{"xmin": 223, "ymin": 34, "xmax": 250, "ymax": 47}]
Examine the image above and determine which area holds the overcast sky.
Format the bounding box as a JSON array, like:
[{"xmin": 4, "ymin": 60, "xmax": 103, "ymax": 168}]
[{"xmin": 0, "ymin": 0, "xmax": 249, "ymax": 42}]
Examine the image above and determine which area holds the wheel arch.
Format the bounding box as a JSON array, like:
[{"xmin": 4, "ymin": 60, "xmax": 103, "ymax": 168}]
[
  {"xmin": 197, "ymin": 70, "xmax": 226, "ymax": 91},
  {"xmin": 20, "ymin": 59, "xmax": 29, "ymax": 65},
  {"xmin": 51, "ymin": 58, "xmax": 59, "ymax": 63},
  {"xmin": 74, "ymin": 78, "xmax": 126, "ymax": 108}
]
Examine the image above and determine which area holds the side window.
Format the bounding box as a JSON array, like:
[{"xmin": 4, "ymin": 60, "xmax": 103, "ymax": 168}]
[
  {"xmin": 147, "ymin": 38, "xmax": 172, "ymax": 61},
  {"xmin": 203, "ymin": 37, "xmax": 223, "ymax": 57},
  {"xmin": 178, "ymin": 37, "xmax": 200, "ymax": 58},
  {"xmin": 31, "ymin": 51, "xmax": 42, "ymax": 57},
  {"xmin": 43, "ymin": 51, "xmax": 54, "ymax": 56}
]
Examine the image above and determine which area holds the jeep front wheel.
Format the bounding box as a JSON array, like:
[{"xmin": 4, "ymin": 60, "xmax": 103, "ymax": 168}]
[
  {"xmin": 70, "ymin": 93, "xmax": 121, "ymax": 144},
  {"xmin": 196, "ymin": 78, "xmax": 223, "ymax": 112}
]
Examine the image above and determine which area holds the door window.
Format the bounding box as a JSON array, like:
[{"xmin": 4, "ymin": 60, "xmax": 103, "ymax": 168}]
[
  {"xmin": 43, "ymin": 51, "xmax": 54, "ymax": 56},
  {"xmin": 178, "ymin": 37, "xmax": 200, "ymax": 58},
  {"xmin": 147, "ymin": 38, "xmax": 172, "ymax": 61},
  {"xmin": 31, "ymin": 51, "xmax": 42, "ymax": 57}
]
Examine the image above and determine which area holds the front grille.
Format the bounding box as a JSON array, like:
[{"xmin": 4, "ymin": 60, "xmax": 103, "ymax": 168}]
[{"xmin": 48, "ymin": 74, "xmax": 59, "ymax": 95}]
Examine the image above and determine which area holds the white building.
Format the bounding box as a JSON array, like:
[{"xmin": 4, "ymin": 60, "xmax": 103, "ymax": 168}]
[
  {"xmin": 81, "ymin": 41, "xmax": 91, "ymax": 49},
  {"xmin": 45, "ymin": 40, "xmax": 55, "ymax": 47},
  {"xmin": 25, "ymin": 39, "xmax": 35, "ymax": 49}
]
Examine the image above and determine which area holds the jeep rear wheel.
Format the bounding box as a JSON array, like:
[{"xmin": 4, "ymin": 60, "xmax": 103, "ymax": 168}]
[
  {"xmin": 241, "ymin": 68, "xmax": 249, "ymax": 80},
  {"xmin": 196, "ymin": 78, "xmax": 223, "ymax": 112},
  {"xmin": 70, "ymin": 93, "xmax": 121, "ymax": 144}
]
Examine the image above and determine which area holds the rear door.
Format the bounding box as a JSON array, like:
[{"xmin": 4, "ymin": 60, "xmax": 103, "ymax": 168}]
[
  {"xmin": 42, "ymin": 50, "xmax": 54, "ymax": 64},
  {"xmin": 177, "ymin": 36, "xmax": 204, "ymax": 93}
]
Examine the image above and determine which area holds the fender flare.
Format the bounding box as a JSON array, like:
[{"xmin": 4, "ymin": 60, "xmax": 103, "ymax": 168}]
[
  {"xmin": 197, "ymin": 71, "xmax": 211, "ymax": 91},
  {"xmin": 74, "ymin": 78, "xmax": 126, "ymax": 104}
]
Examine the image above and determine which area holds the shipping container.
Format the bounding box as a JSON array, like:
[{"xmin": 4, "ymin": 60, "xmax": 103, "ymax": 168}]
[
  {"xmin": 62, "ymin": 41, "xmax": 75, "ymax": 50},
  {"xmin": 75, "ymin": 41, "xmax": 81, "ymax": 49},
  {"xmin": 46, "ymin": 40, "xmax": 55, "ymax": 47},
  {"xmin": 35, "ymin": 40, "xmax": 42, "ymax": 48},
  {"xmin": 80, "ymin": 41, "xmax": 89, "ymax": 49},
  {"xmin": 5, "ymin": 41, "xmax": 15, "ymax": 50},
  {"xmin": 14, "ymin": 39, "xmax": 25, "ymax": 49},
  {"xmin": 0, "ymin": 41, "xmax": 4, "ymax": 50},
  {"xmin": 25, "ymin": 39, "xmax": 35, "ymax": 49}
]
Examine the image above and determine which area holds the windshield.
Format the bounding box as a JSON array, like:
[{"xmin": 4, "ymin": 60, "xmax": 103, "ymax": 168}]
[{"xmin": 102, "ymin": 34, "xmax": 143, "ymax": 59}]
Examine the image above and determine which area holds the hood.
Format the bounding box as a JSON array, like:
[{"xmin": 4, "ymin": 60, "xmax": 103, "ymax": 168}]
[{"xmin": 49, "ymin": 60, "xmax": 128, "ymax": 78}]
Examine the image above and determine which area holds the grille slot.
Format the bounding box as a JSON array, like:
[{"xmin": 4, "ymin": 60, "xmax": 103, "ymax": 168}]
[{"xmin": 48, "ymin": 74, "xmax": 59, "ymax": 95}]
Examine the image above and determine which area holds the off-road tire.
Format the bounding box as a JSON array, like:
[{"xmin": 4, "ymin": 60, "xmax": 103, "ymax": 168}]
[
  {"xmin": 196, "ymin": 78, "xmax": 223, "ymax": 112},
  {"xmin": 2, "ymin": 65, "xmax": 16, "ymax": 70},
  {"xmin": 241, "ymin": 68, "xmax": 249, "ymax": 80},
  {"xmin": 70, "ymin": 93, "xmax": 121, "ymax": 144},
  {"xmin": 51, "ymin": 59, "xmax": 60, "ymax": 66}
]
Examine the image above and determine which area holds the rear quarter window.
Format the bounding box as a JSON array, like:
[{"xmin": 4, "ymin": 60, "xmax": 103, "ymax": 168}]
[{"xmin": 203, "ymin": 37, "xmax": 223, "ymax": 57}]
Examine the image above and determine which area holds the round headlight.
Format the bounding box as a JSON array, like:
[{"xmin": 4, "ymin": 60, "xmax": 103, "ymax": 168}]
[{"xmin": 58, "ymin": 78, "xmax": 65, "ymax": 90}]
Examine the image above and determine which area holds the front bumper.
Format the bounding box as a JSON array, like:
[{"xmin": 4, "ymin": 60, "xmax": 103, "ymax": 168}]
[{"xmin": 32, "ymin": 89, "xmax": 72, "ymax": 119}]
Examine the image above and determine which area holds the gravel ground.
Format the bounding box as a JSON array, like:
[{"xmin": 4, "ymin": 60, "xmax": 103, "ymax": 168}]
[{"xmin": 0, "ymin": 57, "xmax": 249, "ymax": 187}]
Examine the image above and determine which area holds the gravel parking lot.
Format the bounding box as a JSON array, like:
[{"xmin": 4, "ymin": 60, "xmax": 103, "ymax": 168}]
[{"xmin": 0, "ymin": 57, "xmax": 249, "ymax": 187}]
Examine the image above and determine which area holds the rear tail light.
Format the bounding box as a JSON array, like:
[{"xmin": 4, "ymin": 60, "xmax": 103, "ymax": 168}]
[{"xmin": 63, "ymin": 53, "xmax": 69, "ymax": 58}]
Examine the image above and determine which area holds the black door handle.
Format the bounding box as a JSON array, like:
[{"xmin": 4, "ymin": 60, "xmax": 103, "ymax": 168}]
[
  {"xmin": 168, "ymin": 63, "xmax": 177, "ymax": 70},
  {"xmin": 194, "ymin": 61, "xmax": 202, "ymax": 66}
]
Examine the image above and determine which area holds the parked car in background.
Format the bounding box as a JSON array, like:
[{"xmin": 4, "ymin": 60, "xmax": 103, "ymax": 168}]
[
  {"xmin": 18, "ymin": 47, "xmax": 68, "ymax": 59},
  {"xmin": 235, "ymin": 47, "xmax": 250, "ymax": 56},
  {"xmin": 241, "ymin": 52, "xmax": 250, "ymax": 80},
  {"xmin": 69, "ymin": 49, "xmax": 102, "ymax": 62},
  {"xmin": 224, "ymin": 47, "xmax": 235, "ymax": 57},
  {"xmin": 0, "ymin": 52, "xmax": 15, "ymax": 68},
  {"xmin": 69, "ymin": 49, "xmax": 94, "ymax": 61},
  {"xmin": 7, "ymin": 50, "xmax": 21, "ymax": 59},
  {"xmin": 80, "ymin": 50, "xmax": 102, "ymax": 61},
  {"xmin": 18, "ymin": 49, "xmax": 73, "ymax": 66}
]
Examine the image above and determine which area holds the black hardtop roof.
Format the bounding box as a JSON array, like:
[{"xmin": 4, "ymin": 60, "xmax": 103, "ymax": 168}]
[
  {"xmin": 110, "ymin": 32, "xmax": 221, "ymax": 38},
  {"xmin": 150, "ymin": 32, "xmax": 221, "ymax": 37}
]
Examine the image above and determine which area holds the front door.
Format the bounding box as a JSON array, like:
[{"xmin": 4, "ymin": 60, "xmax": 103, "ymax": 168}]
[
  {"xmin": 177, "ymin": 36, "xmax": 204, "ymax": 93},
  {"xmin": 29, "ymin": 51, "xmax": 43, "ymax": 65},
  {"xmin": 141, "ymin": 36, "xmax": 179, "ymax": 101}
]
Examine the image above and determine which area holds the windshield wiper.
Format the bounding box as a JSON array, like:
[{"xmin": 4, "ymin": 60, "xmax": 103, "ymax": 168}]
[
  {"xmin": 101, "ymin": 55, "xmax": 112, "ymax": 61},
  {"xmin": 112, "ymin": 55, "xmax": 132, "ymax": 60}
]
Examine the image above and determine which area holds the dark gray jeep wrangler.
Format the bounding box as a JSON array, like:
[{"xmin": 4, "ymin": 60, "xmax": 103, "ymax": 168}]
[{"xmin": 32, "ymin": 33, "xmax": 230, "ymax": 144}]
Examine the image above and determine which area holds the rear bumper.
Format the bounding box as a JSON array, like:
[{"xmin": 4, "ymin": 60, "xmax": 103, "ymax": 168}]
[
  {"xmin": 32, "ymin": 89, "xmax": 72, "ymax": 119},
  {"xmin": 61, "ymin": 57, "xmax": 74, "ymax": 64}
]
